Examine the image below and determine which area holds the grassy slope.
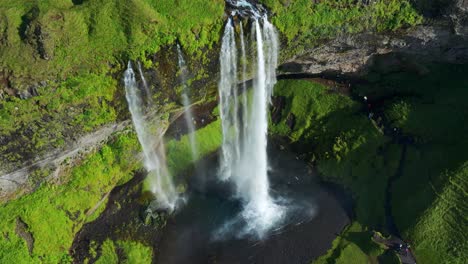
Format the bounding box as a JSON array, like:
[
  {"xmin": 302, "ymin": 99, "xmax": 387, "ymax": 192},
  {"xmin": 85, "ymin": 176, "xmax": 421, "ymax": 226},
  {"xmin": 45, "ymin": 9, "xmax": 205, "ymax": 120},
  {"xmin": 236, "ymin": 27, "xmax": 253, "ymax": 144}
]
[
  {"xmin": 0, "ymin": 0, "xmax": 224, "ymax": 83},
  {"xmin": 95, "ymin": 239, "xmax": 152, "ymax": 264},
  {"xmin": 166, "ymin": 119, "xmax": 222, "ymax": 176},
  {"xmin": 356, "ymin": 63, "xmax": 468, "ymax": 264},
  {"xmin": 0, "ymin": 132, "xmax": 141, "ymax": 263},
  {"xmin": 271, "ymin": 79, "xmax": 395, "ymax": 263},
  {"xmin": 0, "ymin": 74, "xmax": 118, "ymax": 168},
  {"xmin": 314, "ymin": 222, "xmax": 386, "ymax": 264},
  {"xmin": 0, "ymin": 114, "xmax": 223, "ymax": 263},
  {"xmin": 0, "ymin": 0, "xmax": 224, "ymax": 171},
  {"xmin": 271, "ymin": 63, "xmax": 468, "ymax": 264},
  {"xmin": 271, "ymin": 79, "xmax": 399, "ymax": 228}
]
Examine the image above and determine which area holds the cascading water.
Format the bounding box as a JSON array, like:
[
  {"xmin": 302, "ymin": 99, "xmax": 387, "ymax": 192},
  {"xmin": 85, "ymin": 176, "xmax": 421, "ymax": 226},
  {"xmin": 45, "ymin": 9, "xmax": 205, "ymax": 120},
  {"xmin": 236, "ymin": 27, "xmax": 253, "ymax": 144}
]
[
  {"xmin": 137, "ymin": 61, "xmax": 151, "ymax": 101},
  {"xmin": 218, "ymin": 3, "xmax": 283, "ymax": 236},
  {"xmin": 176, "ymin": 44, "xmax": 198, "ymax": 162},
  {"xmin": 124, "ymin": 62, "xmax": 178, "ymax": 211},
  {"xmin": 239, "ymin": 22, "xmax": 249, "ymax": 140},
  {"xmin": 218, "ymin": 18, "xmax": 241, "ymax": 181}
]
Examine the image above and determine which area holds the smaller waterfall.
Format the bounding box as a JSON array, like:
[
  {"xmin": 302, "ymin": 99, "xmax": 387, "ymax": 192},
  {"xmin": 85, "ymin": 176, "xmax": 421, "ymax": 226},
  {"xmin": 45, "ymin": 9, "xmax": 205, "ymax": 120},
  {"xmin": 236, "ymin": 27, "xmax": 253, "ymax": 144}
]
[
  {"xmin": 218, "ymin": 18, "xmax": 241, "ymax": 181},
  {"xmin": 124, "ymin": 62, "xmax": 178, "ymax": 211},
  {"xmin": 239, "ymin": 22, "xmax": 249, "ymax": 142},
  {"xmin": 177, "ymin": 44, "xmax": 198, "ymax": 162},
  {"xmin": 137, "ymin": 61, "xmax": 151, "ymax": 100}
]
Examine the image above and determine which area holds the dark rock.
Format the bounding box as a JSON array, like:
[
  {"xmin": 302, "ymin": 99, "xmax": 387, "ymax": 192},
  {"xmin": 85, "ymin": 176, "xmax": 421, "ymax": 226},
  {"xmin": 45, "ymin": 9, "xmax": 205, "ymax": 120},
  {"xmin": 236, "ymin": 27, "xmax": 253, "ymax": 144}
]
[
  {"xmin": 15, "ymin": 218, "xmax": 34, "ymax": 255},
  {"xmin": 286, "ymin": 113, "xmax": 296, "ymax": 130},
  {"xmin": 20, "ymin": 7, "xmax": 51, "ymax": 61},
  {"xmin": 279, "ymin": 24, "xmax": 468, "ymax": 77},
  {"xmin": 271, "ymin": 96, "xmax": 286, "ymax": 124}
]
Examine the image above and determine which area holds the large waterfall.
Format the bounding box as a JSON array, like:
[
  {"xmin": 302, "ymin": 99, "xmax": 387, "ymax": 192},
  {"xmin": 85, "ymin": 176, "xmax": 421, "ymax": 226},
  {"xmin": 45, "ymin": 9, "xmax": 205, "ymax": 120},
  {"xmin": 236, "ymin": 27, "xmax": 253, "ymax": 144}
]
[
  {"xmin": 177, "ymin": 44, "xmax": 198, "ymax": 162},
  {"xmin": 218, "ymin": 14, "xmax": 283, "ymax": 236},
  {"xmin": 124, "ymin": 62, "xmax": 178, "ymax": 211}
]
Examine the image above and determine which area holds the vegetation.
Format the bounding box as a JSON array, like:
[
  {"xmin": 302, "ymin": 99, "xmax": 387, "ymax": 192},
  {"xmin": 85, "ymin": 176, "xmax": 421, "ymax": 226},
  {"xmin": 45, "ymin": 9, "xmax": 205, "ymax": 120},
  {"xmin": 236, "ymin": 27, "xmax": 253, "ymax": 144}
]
[
  {"xmin": 0, "ymin": 0, "xmax": 224, "ymax": 85},
  {"xmin": 314, "ymin": 222, "xmax": 385, "ymax": 264},
  {"xmin": 0, "ymin": 132, "xmax": 141, "ymax": 263},
  {"xmin": 0, "ymin": 0, "xmax": 225, "ymax": 175},
  {"xmin": 0, "ymin": 1, "xmax": 461, "ymax": 263},
  {"xmin": 166, "ymin": 119, "xmax": 222, "ymax": 176},
  {"xmin": 95, "ymin": 239, "xmax": 152, "ymax": 264},
  {"xmin": 270, "ymin": 79, "xmax": 398, "ymax": 228},
  {"xmin": 259, "ymin": 0, "xmax": 422, "ymax": 58},
  {"xmin": 0, "ymin": 74, "xmax": 118, "ymax": 169},
  {"xmin": 272, "ymin": 62, "xmax": 468, "ymax": 263},
  {"xmin": 357, "ymin": 63, "xmax": 468, "ymax": 264}
]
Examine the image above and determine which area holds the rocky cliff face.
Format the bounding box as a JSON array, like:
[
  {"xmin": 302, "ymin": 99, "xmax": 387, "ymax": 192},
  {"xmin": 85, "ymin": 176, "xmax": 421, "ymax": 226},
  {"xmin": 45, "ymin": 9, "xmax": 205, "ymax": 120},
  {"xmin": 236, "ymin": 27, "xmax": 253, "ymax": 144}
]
[
  {"xmin": 277, "ymin": 0, "xmax": 467, "ymax": 76},
  {"xmin": 279, "ymin": 22, "xmax": 468, "ymax": 77}
]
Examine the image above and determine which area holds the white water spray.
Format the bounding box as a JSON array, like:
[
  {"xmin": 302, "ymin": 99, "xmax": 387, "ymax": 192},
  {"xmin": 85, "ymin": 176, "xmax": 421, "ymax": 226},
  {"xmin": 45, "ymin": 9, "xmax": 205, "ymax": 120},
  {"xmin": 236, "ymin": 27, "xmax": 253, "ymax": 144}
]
[
  {"xmin": 218, "ymin": 17, "xmax": 283, "ymax": 237},
  {"xmin": 177, "ymin": 44, "xmax": 198, "ymax": 162},
  {"xmin": 124, "ymin": 62, "xmax": 178, "ymax": 211}
]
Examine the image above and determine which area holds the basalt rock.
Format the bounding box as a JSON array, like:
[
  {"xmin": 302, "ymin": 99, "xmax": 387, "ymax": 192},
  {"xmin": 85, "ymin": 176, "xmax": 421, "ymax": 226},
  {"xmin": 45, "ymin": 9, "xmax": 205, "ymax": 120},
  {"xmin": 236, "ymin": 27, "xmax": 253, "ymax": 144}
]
[{"xmin": 279, "ymin": 22, "xmax": 468, "ymax": 77}]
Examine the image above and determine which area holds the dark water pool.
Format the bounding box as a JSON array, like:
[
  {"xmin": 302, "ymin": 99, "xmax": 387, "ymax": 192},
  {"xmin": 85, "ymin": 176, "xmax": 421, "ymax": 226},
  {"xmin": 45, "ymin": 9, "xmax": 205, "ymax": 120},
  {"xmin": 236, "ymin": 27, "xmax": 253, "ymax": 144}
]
[{"xmin": 155, "ymin": 146, "xmax": 352, "ymax": 264}]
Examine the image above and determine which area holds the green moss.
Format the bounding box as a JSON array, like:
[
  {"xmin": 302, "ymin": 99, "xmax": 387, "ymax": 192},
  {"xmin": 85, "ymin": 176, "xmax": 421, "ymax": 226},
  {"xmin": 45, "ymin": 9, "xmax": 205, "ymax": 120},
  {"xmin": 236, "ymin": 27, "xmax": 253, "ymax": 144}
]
[
  {"xmin": 0, "ymin": 0, "xmax": 224, "ymax": 85},
  {"xmin": 0, "ymin": 132, "xmax": 141, "ymax": 263},
  {"xmin": 0, "ymin": 74, "xmax": 118, "ymax": 168},
  {"xmin": 270, "ymin": 79, "xmax": 356, "ymax": 142},
  {"xmin": 94, "ymin": 239, "xmax": 152, "ymax": 264},
  {"xmin": 355, "ymin": 63, "xmax": 468, "ymax": 264},
  {"xmin": 271, "ymin": 79, "xmax": 400, "ymax": 227},
  {"xmin": 95, "ymin": 240, "xmax": 118, "ymax": 264},
  {"xmin": 116, "ymin": 240, "xmax": 152, "ymax": 264},
  {"xmin": 314, "ymin": 222, "xmax": 384, "ymax": 264},
  {"xmin": 166, "ymin": 118, "xmax": 222, "ymax": 176}
]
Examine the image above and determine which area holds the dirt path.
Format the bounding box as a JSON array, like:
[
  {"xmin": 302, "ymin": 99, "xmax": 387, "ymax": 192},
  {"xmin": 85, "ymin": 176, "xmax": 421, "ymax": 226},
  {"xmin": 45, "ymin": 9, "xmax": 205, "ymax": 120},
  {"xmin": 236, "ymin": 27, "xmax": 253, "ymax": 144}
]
[{"xmin": 0, "ymin": 121, "xmax": 130, "ymax": 200}]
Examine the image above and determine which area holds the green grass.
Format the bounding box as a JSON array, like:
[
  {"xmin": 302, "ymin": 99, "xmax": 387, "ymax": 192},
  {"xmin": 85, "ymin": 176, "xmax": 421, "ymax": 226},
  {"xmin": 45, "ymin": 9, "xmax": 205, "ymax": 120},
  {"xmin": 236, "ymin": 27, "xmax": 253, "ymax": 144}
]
[
  {"xmin": 0, "ymin": 0, "xmax": 224, "ymax": 174},
  {"xmin": 141, "ymin": 117, "xmax": 222, "ymax": 193},
  {"xmin": 270, "ymin": 79, "xmax": 356, "ymax": 142},
  {"xmin": 95, "ymin": 240, "xmax": 118, "ymax": 264},
  {"xmin": 0, "ymin": 132, "xmax": 142, "ymax": 263},
  {"xmin": 273, "ymin": 64, "xmax": 468, "ymax": 264},
  {"xmin": 315, "ymin": 63, "xmax": 468, "ymax": 263},
  {"xmin": 314, "ymin": 222, "xmax": 385, "ymax": 264},
  {"xmin": 166, "ymin": 118, "xmax": 222, "ymax": 176},
  {"xmin": 0, "ymin": 73, "xmax": 118, "ymax": 170},
  {"xmin": 259, "ymin": 0, "xmax": 422, "ymax": 58},
  {"xmin": 355, "ymin": 63, "xmax": 468, "ymax": 264},
  {"xmin": 95, "ymin": 239, "xmax": 152, "ymax": 264},
  {"xmin": 0, "ymin": 0, "xmax": 224, "ymax": 85},
  {"xmin": 271, "ymin": 79, "xmax": 400, "ymax": 227}
]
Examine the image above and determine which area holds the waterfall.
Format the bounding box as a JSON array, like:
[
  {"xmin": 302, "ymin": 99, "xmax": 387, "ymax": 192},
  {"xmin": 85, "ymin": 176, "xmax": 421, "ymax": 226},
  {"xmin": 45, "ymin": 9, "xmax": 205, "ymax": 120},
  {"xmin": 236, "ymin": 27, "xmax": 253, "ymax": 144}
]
[
  {"xmin": 239, "ymin": 22, "xmax": 249, "ymax": 141},
  {"xmin": 218, "ymin": 18, "xmax": 241, "ymax": 181},
  {"xmin": 177, "ymin": 44, "xmax": 198, "ymax": 162},
  {"xmin": 124, "ymin": 62, "xmax": 178, "ymax": 211},
  {"xmin": 137, "ymin": 61, "xmax": 151, "ymax": 101},
  {"xmin": 218, "ymin": 16, "xmax": 283, "ymax": 236}
]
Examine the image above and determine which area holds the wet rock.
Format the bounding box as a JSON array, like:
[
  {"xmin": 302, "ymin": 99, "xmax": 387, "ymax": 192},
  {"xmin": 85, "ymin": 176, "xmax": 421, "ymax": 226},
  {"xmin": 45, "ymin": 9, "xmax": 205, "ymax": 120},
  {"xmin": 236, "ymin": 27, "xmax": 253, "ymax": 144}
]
[
  {"xmin": 286, "ymin": 113, "xmax": 296, "ymax": 130},
  {"xmin": 142, "ymin": 200, "xmax": 168, "ymax": 227},
  {"xmin": 271, "ymin": 96, "xmax": 286, "ymax": 124}
]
